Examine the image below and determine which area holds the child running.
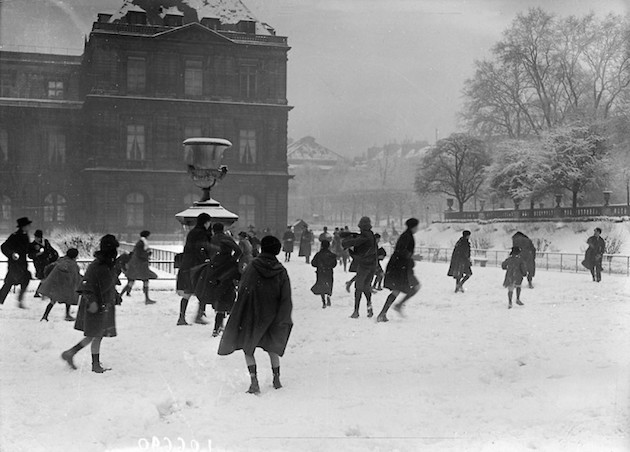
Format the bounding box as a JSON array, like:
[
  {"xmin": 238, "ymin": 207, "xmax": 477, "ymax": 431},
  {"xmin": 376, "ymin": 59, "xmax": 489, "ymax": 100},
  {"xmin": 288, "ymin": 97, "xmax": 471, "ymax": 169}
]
[
  {"xmin": 501, "ymin": 246, "xmax": 528, "ymax": 309},
  {"xmin": 310, "ymin": 240, "xmax": 338, "ymax": 308}
]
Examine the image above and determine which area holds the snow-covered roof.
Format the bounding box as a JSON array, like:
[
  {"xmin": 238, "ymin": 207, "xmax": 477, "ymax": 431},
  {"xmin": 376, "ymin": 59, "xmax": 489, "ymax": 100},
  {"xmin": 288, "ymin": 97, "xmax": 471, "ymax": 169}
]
[
  {"xmin": 405, "ymin": 145, "xmax": 433, "ymax": 159},
  {"xmin": 109, "ymin": 0, "xmax": 271, "ymax": 35},
  {"xmin": 287, "ymin": 136, "xmax": 346, "ymax": 166},
  {"xmin": 160, "ymin": 6, "xmax": 184, "ymax": 17}
]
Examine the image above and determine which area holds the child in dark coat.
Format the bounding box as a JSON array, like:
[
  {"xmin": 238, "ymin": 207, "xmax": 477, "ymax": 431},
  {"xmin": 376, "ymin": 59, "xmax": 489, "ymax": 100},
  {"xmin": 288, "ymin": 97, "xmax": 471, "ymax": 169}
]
[
  {"xmin": 502, "ymin": 246, "xmax": 528, "ymax": 309},
  {"xmin": 311, "ymin": 240, "xmax": 338, "ymax": 308}
]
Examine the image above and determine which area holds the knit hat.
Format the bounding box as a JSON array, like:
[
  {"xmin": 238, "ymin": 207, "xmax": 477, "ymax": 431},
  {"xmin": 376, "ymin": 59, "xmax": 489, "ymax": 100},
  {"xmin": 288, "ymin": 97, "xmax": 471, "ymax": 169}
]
[
  {"xmin": 34, "ymin": 229, "xmax": 43, "ymax": 238},
  {"xmin": 196, "ymin": 213, "xmax": 211, "ymax": 227},
  {"xmin": 66, "ymin": 248, "xmax": 79, "ymax": 259},
  {"xmin": 358, "ymin": 216, "xmax": 372, "ymax": 231},
  {"xmin": 463, "ymin": 230, "xmax": 471, "ymax": 237},
  {"xmin": 261, "ymin": 236, "xmax": 282, "ymax": 255},
  {"xmin": 321, "ymin": 240, "xmax": 330, "ymax": 250},
  {"xmin": 140, "ymin": 230, "xmax": 151, "ymax": 238},
  {"xmin": 99, "ymin": 234, "xmax": 119, "ymax": 252},
  {"xmin": 405, "ymin": 218, "xmax": 420, "ymax": 229}
]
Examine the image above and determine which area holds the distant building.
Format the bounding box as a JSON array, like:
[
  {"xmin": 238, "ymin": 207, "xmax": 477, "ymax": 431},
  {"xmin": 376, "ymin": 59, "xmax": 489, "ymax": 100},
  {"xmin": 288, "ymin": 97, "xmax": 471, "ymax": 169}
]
[
  {"xmin": 0, "ymin": 0, "xmax": 291, "ymax": 237},
  {"xmin": 287, "ymin": 136, "xmax": 346, "ymax": 170}
]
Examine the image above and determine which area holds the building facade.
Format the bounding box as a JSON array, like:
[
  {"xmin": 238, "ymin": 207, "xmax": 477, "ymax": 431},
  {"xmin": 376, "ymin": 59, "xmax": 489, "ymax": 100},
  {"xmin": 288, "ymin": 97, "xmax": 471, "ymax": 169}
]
[{"xmin": 0, "ymin": 0, "xmax": 291, "ymax": 238}]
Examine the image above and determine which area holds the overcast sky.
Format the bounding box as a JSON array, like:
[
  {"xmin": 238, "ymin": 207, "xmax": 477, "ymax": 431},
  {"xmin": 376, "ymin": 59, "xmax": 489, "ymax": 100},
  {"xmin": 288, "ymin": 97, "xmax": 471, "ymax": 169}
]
[{"xmin": 0, "ymin": 0, "xmax": 627, "ymax": 156}]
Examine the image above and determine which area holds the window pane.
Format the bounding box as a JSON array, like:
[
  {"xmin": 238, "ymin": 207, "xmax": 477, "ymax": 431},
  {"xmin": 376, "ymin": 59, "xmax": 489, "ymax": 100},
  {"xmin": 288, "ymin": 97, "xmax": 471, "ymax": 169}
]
[
  {"xmin": 127, "ymin": 57, "xmax": 146, "ymax": 93},
  {"xmin": 0, "ymin": 128, "xmax": 7, "ymax": 161},
  {"xmin": 239, "ymin": 129, "xmax": 256, "ymax": 164},
  {"xmin": 184, "ymin": 60, "xmax": 203, "ymax": 96},
  {"xmin": 238, "ymin": 195, "xmax": 256, "ymax": 228},
  {"xmin": 1, "ymin": 195, "xmax": 11, "ymax": 221},
  {"xmin": 125, "ymin": 193, "xmax": 145, "ymax": 227},
  {"xmin": 48, "ymin": 132, "xmax": 66, "ymax": 165},
  {"xmin": 47, "ymin": 80, "xmax": 64, "ymax": 99},
  {"xmin": 126, "ymin": 125, "xmax": 145, "ymax": 160}
]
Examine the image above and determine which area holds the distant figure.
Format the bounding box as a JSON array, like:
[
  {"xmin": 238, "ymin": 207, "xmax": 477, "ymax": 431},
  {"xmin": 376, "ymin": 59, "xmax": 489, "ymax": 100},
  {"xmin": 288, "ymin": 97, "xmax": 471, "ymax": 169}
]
[
  {"xmin": 372, "ymin": 234, "xmax": 386, "ymax": 291},
  {"xmin": 176, "ymin": 213, "xmax": 212, "ymax": 326},
  {"xmin": 0, "ymin": 217, "xmax": 33, "ymax": 309},
  {"xmin": 311, "ymin": 240, "xmax": 338, "ymax": 308},
  {"xmin": 342, "ymin": 217, "xmax": 378, "ymax": 319},
  {"xmin": 29, "ymin": 229, "xmax": 59, "ymax": 282},
  {"xmin": 238, "ymin": 231, "xmax": 254, "ymax": 274},
  {"xmin": 298, "ymin": 227, "xmax": 314, "ymax": 264},
  {"xmin": 502, "ymin": 246, "xmax": 527, "ymax": 309},
  {"xmin": 122, "ymin": 230, "xmax": 158, "ymax": 304},
  {"xmin": 282, "ymin": 226, "xmax": 295, "ymax": 262},
  {"xmin": 248, "ymin": 231, "xmax": 261, "ymax": 257},
  {"xmin": 218, "ymin": 236, "xmax": 293, "ymax": 394},
  {"xmin": 377, "ymin": 218, "xmax": 421, "ymax": 322},
  {"xmin": 319, "ymin": 226, "xmax": 333, "ymax": 243},
  {"xmin": 447, "ymin": 230, "xmax": 473, "ymax": 293},
  {"xmin": 61, "ymin": 235, "xmax": 121, "ymax": 373},
  {"xmin": 39, "ymin": 248, "xmax": 81, "ymax": 322},
  {"xmin": 583, "ymin": 227, "xmax": 606, "ymax": 282},
  {"xmin": 512, "ymin": 232, "xmax": 536, "ymax": 288}
]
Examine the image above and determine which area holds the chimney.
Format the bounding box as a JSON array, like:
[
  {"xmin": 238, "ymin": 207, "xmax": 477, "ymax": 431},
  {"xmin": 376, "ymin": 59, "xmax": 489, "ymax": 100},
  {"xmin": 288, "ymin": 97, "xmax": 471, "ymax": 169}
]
[{"xmin": 201, "ymin": 17, "xmax": 221, "ymax": 31}]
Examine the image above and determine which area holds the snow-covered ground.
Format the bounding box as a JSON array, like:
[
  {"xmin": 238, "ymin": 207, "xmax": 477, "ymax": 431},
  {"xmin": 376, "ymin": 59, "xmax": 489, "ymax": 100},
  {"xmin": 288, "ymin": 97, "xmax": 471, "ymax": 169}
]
[{"xmin": 0, "ymin": 260, "xmax": 629, "ymax": 452}]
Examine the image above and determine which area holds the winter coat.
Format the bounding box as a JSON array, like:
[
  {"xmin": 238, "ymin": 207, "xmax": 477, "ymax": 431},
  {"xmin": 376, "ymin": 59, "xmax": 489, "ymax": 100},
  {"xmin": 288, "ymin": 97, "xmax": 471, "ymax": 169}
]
[
  {"xmin": 342, "ymin": 229, "xmax": 377, "ymax": 272},
  {"xmin": 502, "ymin": 255, "xmax": 528, "ymax": 288},
  {"xmin": 218, "ymin": 253, "xmax": 293, "ymax": 357},
  {"xmin": 310, "ymin": 249, "xmax": 337, "ymax": 295},
  {"xmin": 282, "ymin": 231, "xmax": 295, "ymax": 253},
  {"xmin": 29, "ymin": 239, "xmax": 59, "ymax": 280},
  {"xmin": 384, "ymin": 229, "xmax": 419, "ymax": 294},
  {"xmin": 298, "ymin": 230, "xmax": 313, "ymax": 257},
  {"xmin": 1, "ymin": 230, "xmax": 32, "ymax": 286},
  {"xmin": 37, "ymin": 256, "xmax": 81, "ymax": 305},
  {"xmin": 582, "ymin": 235, "xmax": 606, "ymax": 270},
  {"xmin": 176, "ymin": 226, "xmax": 212, "ymax": 294},
  {"xmin": 447, "ymin": 237, "xmax": 472, "ymax": 279},
  {"xmin": 238, "ymin": 239, "xmax": 254, "ymax": 274},
  {"xmin": 74, "ymin": 256, "xmax": 120, "ymax": 338},
  {"xmin": 194, "ymin": 232, "xmax": 242, "ymax": 312},
  {"xmin": 125, "ymin": 238, "xmax": 157, "ymax": 281},
  {"xmin": 512, "ymin": 232, "xmax": 536, "ymax": 278}
]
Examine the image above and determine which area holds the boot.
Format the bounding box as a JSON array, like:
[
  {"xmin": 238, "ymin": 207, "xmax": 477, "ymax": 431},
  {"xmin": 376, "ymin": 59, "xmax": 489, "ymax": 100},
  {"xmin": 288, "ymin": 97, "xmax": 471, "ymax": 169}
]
[
  {"xmin": 41, "ymin": 303, "xmax": 54, "ymax": 322},
  {"xmin": 64, "ymin": 306, "xmax": 75, "ymax": 322},
  {"xmin": 350, "ymin": 295, "xmax": 360, "ymax": 318},
  {"xmin": 247, "ymin": 365, "xmax": 260, "ymax": 394},
  {"xmin": 91, "ymin": 354, "xmax": 111, "ymax": 373},
  {"xmin": 326, "ymin": 295, "xmax": 331, "ymax": 307},
  {"xmin": 122, "ymin": 284, "xmax": 132, "ymax": 296},
  {"xmin": 195, "ymin": 303, "xmax": 210, "ymax": 325},
  {"xmin": 508, "ymin": 301, "xmax": 512, "ymax": 309},
  {"xmin": 177, "ymin": 298, "xmax": 189, "ymax": 325},
  {"xmin": 143, "ymin": 287, "xmax": 156, "ymax": 305},
  {"xmin": 345, "ymin": 281, "xmax": 352, "ymax": 293},
  {"xmin": 272, "ymin": 366, "xmax": 282, "ymax": 389},
  {"xmin": 367, "ymin": 301, "xmax": 374, "ymax": 318},
  {"xmin": 516, "ymin": 299, "xmax": 524, "ymax": 306},
  {"xmin": 212, "ymin": 312, "xmax": 225, "ymax": 337},
  {"xmin": 377, "ymin": 294, "xmax": 396, "ymax": 323}
]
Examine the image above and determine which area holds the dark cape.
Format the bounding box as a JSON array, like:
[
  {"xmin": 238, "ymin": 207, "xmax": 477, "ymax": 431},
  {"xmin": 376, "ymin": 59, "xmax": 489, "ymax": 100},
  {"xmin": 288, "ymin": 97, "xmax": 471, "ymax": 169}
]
[
  {"xmin": 447, "ymin": 237, "xmax": 472, "ymax": 279},
  {"xmin": 384, "ymin": 229, "xmax": 419, "ymax": 294},
  {"xmin": 502, "ymin": 255, "xmax": 528, "ymax": 288},
  {"xmin": 1, "ymin": 230, "xmax": 32, "ymax": 285},
  {"xmin": 218, "ymin": 254, "xmax": 293, "ymax": 357},
  {"xmin": 298, "ymin": 231, "xmax": 313, "ymax": 257},
  {"xmin": 512, "ymin": 232, "xmax": 536, "ymax": 278},
  {"xmin": 310, "ymin": 248, "xmax": 337, "ymax": 295},
  {"xmin": 282, "ymin": 231, "xmax": 295, "ymax": 253},
  {"xmin": 74, "ymin": 256, "xmax": 120, "ymax": 338},
  {"xmin": 176, "ymin": 226, "xmax": 212, "ymax": 294},
  {"xmin": 37, "ymin": 256, "xmax": 81, "ymax": 305},
  {"xmin": 125, "ymin": 239, "xmax": 157, "ymax": 280},
  {"xmin": 29, "ymin": 239, "xmax": 59, "ymax": 280},
  {"xmin": 582, "ymin": 235, "xmax": 606, "ymax": 270}
]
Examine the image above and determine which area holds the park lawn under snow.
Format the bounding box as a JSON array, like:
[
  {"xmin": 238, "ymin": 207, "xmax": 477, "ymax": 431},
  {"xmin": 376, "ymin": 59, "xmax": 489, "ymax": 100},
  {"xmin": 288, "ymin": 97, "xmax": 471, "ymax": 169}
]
[{"xmin": 0, "ymin": 260, "xmax": 629, "ymax": 452}]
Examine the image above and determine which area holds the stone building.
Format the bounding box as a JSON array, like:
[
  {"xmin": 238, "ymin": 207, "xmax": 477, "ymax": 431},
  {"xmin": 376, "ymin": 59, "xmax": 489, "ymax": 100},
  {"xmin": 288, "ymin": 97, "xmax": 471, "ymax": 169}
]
[{"xmin": 0, "ymin": 0, "xmax": 291, "ymax": 238}]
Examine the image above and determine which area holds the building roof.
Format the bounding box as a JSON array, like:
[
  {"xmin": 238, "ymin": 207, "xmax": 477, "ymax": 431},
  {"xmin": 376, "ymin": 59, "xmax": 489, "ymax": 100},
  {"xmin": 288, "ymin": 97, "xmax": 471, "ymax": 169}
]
[
  {"xmin": 287, "ymin": 136, "xmax": 346, "ymax": 169},
  {"xmin": 109, "ymin": 0, "xmax": 272, "ymax": 35}
]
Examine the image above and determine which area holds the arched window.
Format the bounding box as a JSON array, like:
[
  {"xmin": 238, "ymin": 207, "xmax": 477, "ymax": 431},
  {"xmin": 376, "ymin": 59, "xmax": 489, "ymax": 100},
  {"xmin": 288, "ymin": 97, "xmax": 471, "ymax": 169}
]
[
  {"xmin": 125, "ymin": 193, "xmax": 145, "ymax": 227},
  {"xmin": 238, "ymin": 195, "xmax": 257, "ymax": 229},
  {"xmin": 43, "ymin": 193, "xmax": 66, "ymax": 223},
  {"xmin": 0, "ymin": 195, "xmax": 10, "ymax": 222}
]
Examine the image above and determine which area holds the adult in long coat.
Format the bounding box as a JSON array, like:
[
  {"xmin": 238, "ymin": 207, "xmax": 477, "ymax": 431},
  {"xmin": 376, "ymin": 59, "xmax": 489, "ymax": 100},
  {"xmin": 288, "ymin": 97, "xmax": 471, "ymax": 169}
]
[
  {"xmin": 298, "ymin": 228, "xmax": 314, "ymax": 263},
  {"xmin": 311, "ymin": 240, "xmax": 338, "ymax": 308},
  {"xmin": 39, "ymin": 248, "xmax": 81, "ymax": 322},
  {"xmin": 447, "ymin": 230, "xmax": 473, "ymax": 293},
  {"xmin": 282, "ymin": 226, "xmax": 295, "ymax": 262},
  {"xmin": 512, "ymin": 232, "xmax": 536, "ymax": 288},
  {"xmin": 218, "ymin": 236, "xmax": 293, "ymax": 394},
  {"xmin": 61, "ymin": 235, "xmax": 121, "ymax": 373},
  {"xmin": 342, "ymin": 216, "xmax": 378, "ymax": 319},
  {"xmin": 0, "ymin": 217, "xmax": 33, "ymax": 308},
  {"xmin": 176, "ymin": 213, "xmax": 212, "ymax": 325},
  {"xmin": 197, "ymin": 223, "xmax": 242, "ymax": 336},
  {"xmin": 29, "ymin": 229, "xmax": 59, "ymax": 281},
  {"xmin": 377, "ymin": 218, "xmax": 421, "ymax": 322},
  {"xmin": 582, "ymin": 227, "xmax": 606, "ymax": 282},
  {"xmin": 122, "ymin": 230, "xmax": 158, "ymax": 304}
]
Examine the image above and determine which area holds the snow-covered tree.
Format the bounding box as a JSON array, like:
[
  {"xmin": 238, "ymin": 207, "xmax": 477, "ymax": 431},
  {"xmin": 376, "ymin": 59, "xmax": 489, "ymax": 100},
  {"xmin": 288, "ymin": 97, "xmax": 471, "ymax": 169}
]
[{"xmin": 415, "ymin": 133, "xmax": 491, "ymax": 212}]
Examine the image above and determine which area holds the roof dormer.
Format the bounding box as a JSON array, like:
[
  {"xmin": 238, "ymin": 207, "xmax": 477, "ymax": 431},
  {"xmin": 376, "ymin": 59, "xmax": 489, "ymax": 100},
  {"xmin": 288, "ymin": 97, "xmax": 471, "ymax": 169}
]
[
  {"xmin": 160, "ymin": 6, "xmax": 184, "ymax": 27},
  {"xmin": 125, "ymin": 5, "xmax": 147, "ymax": 25},
  {"xmin": 201, "ymin": 17, "xmax": 221, "ymax": 31}
]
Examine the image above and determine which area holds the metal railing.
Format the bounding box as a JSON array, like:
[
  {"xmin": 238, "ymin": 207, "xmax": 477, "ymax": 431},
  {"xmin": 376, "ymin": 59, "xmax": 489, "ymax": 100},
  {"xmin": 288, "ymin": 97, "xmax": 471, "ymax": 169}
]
[
  {"xmin": 444, "ymin": 204, "xmax": 630, "ymax": 221},
  {"xmin": 415, "ymin": 246, "xmax": 630, "ymax": 276}
]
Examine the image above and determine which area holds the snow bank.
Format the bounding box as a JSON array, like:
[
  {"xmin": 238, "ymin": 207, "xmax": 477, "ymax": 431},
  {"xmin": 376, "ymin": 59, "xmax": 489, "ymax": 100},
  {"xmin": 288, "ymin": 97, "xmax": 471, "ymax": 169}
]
[{"xmin": 0, "ymin": 259, "xmax": 628, "ymax": 451}]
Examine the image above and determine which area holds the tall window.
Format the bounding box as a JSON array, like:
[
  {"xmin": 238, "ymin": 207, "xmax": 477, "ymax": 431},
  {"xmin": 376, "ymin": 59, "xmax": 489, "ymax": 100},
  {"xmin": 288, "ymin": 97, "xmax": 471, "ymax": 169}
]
[
  {"xmin": 239, "ymin": 129, "xmax": 257, "ymax": 164},
  {"xmin": 47, "ymin": 131, "xmax": 66, "ymax": 165},
  {"xmin": 0, "ymin": 72, "xmax": 15, "ymax": 97},
  {"xmin": 0, "ymin": 128, "xmax": 7, "ymax": 162},
  {"xmin": 127, "ymin": 57, "xmax": 146, "ymax": 93},
  {"xmin": 43, "ymin": 194, "xmax": 66, "ymax": 223},
  {"xmin": 239, "ymin": 66, "xmax": 258, "ymax": 99},
  {"xmin": 125, "ymin": 193, "xmax": 145, "ymax": 227},
  {"xmin": 184, "ymin": 125, "xmax": 202, "ymax": 140},
  {"xmin": 238, "ymin": 195, "xmax": 257, "ymax": 228},
  {"xmin": 0, "ymin": 195, "xmax": 10, "ymax": 222},
  {"xmin": 47, "ymin": 81, "xmax": 64, "ymax": 99},
  {"xmin": 184, "ymin": 60, "xmax": 203, "ymax": 96},
  {"xmin": 126, "ymin": 125, "xmax": 145, "ymax": 160}
]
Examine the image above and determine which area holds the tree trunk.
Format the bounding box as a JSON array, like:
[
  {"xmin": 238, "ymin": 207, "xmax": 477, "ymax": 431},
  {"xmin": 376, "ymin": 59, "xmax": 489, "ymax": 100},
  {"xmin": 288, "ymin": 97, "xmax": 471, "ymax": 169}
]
[
  {"xmin": 572, "ymin": 190, "xmax": 578, "ymax": 210},
  {"xmin": 458, "ymin": 199, "xmax": 465, "ymax": 212}
]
